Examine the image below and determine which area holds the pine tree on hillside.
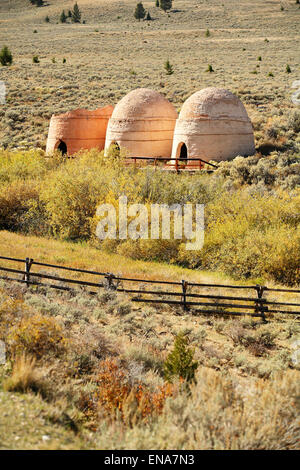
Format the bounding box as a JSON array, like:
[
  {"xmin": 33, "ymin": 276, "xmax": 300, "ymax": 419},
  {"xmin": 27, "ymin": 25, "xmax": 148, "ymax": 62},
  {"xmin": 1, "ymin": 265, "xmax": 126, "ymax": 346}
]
[
  {"xmin": 71, "ymin": 2, "xmax": 82, "ymax": 23},
  {"xmin": 164, "ymin": 333, "xmax": 198, "ymax": 383},
  {"xmin": 134, "ymin": 2, "xmax": 146, "ymax": 21},
  {"xmin": 29, "ymin": 0, "xmax": 44, "ymax": 5},
  {"xmin": 0, "ymin": 46, "xmax": 13, "ymax": 66},
  {"xmin": 164, "ymin": 59, "xmax": 174, "ymax": 75},
  {"xmin": 159, "ymin": 0, "xmax": 172, "ymax": 12},
  {"xmin": 60, "ymin": 10, "xmax": 67, "ymax": 23}
]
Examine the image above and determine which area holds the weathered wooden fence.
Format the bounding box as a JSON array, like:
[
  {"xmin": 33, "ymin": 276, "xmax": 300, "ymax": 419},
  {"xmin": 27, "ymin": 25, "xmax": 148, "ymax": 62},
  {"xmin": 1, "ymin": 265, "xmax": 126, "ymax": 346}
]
[
  {"xmin": 124, "ymin": 156, "xmax": 218, "ymax": 172},
  {"xmin": 0, "ymin": 255, "xmax": 299, "ymax": 322}
]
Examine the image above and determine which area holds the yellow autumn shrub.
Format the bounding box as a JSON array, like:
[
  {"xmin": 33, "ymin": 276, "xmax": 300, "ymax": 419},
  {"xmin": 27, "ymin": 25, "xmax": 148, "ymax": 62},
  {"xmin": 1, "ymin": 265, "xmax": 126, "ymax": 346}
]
[{"xmin": 8, "ymin": 313, "xmax": 68, "ymax": 358}]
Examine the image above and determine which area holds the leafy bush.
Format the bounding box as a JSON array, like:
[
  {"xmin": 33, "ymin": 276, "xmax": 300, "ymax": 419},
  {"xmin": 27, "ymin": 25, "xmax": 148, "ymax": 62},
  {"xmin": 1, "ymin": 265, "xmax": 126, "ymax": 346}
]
[
  {"xmin": 8, "ymin": 313, "xmax": 68, "ymax": 358},
  {"xmin": 0, "ymin": 180, "xmax": 42, "ymax": 231},
  {"xmin": 1, "ymin": 149, "xmax": 300, "ymax": 285},
  {"xmin": 288, "ymin": 111, "xmax": 300, "ymax": 133},
  {"xmin": 92, "ymin": 359, "xmax": 174, "ymax": 423},
  {"xmin": 182, "ymin": 191, "xmax": 300, "ymax": 285},
  {"xmin": 96, "ymin": 368, "xmax": 299, "ymax": 449},
  {"xmin": 225, "ymin": 321, "xmax": 276, "ymax": 357},
  {"xmin": 40, "ymin": 151, "xmax": 111, "ymax": 239}
]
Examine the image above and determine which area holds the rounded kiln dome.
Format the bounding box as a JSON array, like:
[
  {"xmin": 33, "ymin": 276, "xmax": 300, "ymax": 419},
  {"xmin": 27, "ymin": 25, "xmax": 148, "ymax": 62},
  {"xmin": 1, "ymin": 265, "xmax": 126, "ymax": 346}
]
[
  {"xmin": 171, "ymin": 87, "xmax": 255, "ymax": 162},
  {"xmin": 179, "ymin": 87, "xmax": 250, "ymax": 121},
  {"xmin": 105, "ymin": 88, "xmax": 177, "ymax": 158},
  {"xmin": 46, "ymin": 105, "xmax": 114, "ymax": 155},
  {"xmin": 111, "ymin": 88, "xmax": 178, "ymax": 120}
]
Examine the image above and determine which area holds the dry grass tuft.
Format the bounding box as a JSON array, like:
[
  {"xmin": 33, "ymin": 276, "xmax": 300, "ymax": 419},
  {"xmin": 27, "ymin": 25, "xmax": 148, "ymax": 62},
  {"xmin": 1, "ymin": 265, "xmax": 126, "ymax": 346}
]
[{"xmin": 3, "ymin": 354, "xmax": 46, "ymax": 395}]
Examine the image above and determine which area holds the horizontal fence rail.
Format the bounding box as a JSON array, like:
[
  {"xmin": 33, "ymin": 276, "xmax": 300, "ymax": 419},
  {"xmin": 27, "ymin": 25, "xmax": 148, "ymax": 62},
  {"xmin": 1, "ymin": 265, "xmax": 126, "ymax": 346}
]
[
  {"xmin": 0, "ymin": 255, "xmax": 299, "ymax": 322},
  {"xmin": 124, "ymin": 156, "xmax": 218, "ymax": 172}
]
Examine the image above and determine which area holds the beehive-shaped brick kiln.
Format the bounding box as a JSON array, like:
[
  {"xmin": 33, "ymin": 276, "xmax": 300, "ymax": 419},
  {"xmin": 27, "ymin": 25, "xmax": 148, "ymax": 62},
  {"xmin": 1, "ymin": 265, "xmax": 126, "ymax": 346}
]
[
  {"xmin": 171, "ymin": 87, "xmax": 255, "ymax": 163},
  {"xmin": 104, "ymin": 88, "xmax": 178, "ymax": 158},
  {"xmin": 46, "ymin": 105, "xmax": 114, "ymax": 155}
]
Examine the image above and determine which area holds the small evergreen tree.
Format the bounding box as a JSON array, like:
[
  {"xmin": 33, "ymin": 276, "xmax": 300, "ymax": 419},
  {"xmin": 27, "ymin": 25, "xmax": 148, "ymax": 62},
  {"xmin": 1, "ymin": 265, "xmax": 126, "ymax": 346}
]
[
  {"xmin": 205, "ymin": 28, "xmax": 210, "ymax": 37},
  {"xmin": 164, "ymin": 59, "xmax": 174, "ymax": 75},
  {"xmin": 164, "ymin": 333, "xmax": 198, "ymax": 383},
  {"xmin": 134, "ymin": 3, "xmax": 146, "ymax": 21},
  {"xmin": 156, "ymin": 0, "xmax": 159, "ymax": 6},
  {"xmin": 72, "ymin": 2, "xmax": 82, "ymax": 23},
  {"xmin": 45, "ymin": 15, "xmax": 50, "ymax": 23},
  {"xmin": 146, "ymin": 11, "xmax": 152, "ymax": 20},
  {"xmin": 33, "ymin": 55, "xmax": 40, "ymax": 64},
  {"xmin": 206, "ymin": 64, "xmax": 214, "ymax": 72},
  {"xmin": 37, "ymin": 0, "xmax": 44, "ymax": 5},
  {"xmin": 159, "ymin": 0, "xmax": 172, "ymax": 12},
  {"xmin": 68, "ymin": 10, "xmax": 72, "ymax": 17},
  {"xmin": 286, "ymin": 64, "xmax": 291, "ymax": 73},
  {"xmin": 0, "ymin": 46, "xmax": 13, "ymax": 66},
  {"xmin": 30, "ymin": 0, "xmax": 44, "ymax": 6},
  {"xmin": 60, "ymin": 10, "xmax": 67, "ymax": 23}
]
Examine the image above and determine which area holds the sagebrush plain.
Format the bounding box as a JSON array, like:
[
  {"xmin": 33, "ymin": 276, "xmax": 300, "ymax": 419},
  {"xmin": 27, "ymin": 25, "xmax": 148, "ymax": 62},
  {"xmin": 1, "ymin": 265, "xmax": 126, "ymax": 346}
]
[{"xmin": 0, "ymin": 0, "xmax": 299, "ymax": 451}]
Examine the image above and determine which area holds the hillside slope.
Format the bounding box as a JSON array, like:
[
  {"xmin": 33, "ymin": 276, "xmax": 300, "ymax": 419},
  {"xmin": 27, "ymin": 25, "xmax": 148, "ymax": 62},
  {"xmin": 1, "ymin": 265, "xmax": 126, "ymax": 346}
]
[{"xmin": 0, "ymin": 0, "xmax": 299, "ymax": 149}]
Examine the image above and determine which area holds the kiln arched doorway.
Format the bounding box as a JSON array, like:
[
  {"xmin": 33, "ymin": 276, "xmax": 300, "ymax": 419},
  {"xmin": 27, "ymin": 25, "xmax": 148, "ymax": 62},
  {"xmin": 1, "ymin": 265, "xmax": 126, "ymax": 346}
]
[
  {"xmin": 57, "ymin": 140, "xmax": 67, "ymax": 155},
  {"xmin": 177, "ymin": 142, "xmax": 188, "ymax": 161}
]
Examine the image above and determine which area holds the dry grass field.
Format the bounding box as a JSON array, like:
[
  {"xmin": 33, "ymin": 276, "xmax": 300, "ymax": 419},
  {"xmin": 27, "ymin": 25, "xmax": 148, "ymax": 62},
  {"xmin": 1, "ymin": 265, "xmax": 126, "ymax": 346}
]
[
  {"xmin": 0, "ymin": 0, "xmax": 299, "ymax": 149},
  {"xmin": 0, "ymin": 0, "xmax": 299, "ymax": 451},
  {"xmin": 0, "ymin": 231, "xmax": 299, "ymax": 449}
]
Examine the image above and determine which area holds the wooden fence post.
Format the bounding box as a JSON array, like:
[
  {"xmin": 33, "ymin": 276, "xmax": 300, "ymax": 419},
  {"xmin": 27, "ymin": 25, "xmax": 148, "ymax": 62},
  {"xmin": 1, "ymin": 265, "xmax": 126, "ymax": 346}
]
[
  {"xmin": 24, "ymin": 257, "xmax": 33, "ymax": 287},
  {"xmin": 255, "ymin": 285, "xmax": 267, "ymax": 322},
  {"xmin": 105, "ymin": 273, "xmax": 117, "ymax": 290},
  {"xmin": 181, "ymin": 280, "xmax": 188, "ymax": 311}
]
